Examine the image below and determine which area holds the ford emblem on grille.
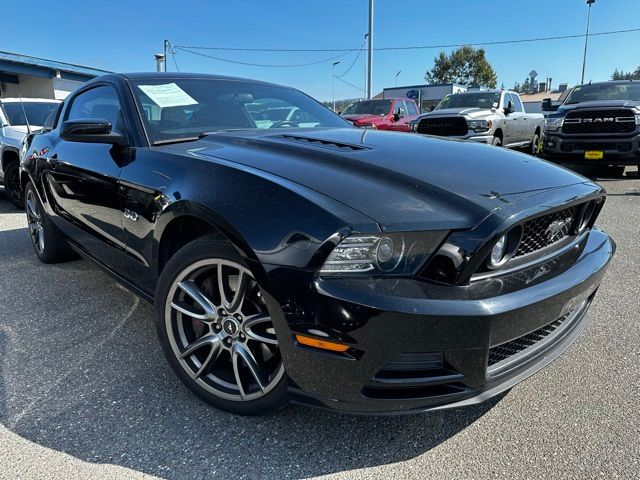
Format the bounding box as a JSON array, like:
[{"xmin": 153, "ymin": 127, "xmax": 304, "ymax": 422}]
[{"xmin": 546, "ymin": 217, "xmax": 573, "ymax": 241}]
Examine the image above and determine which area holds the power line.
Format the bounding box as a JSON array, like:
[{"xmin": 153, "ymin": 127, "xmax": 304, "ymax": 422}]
[
  {"xmin": 167, "ymin": 41, "xmax": 180, "ymax": 72},
  {"xmin": 174, "ymin": 46, "xmax": 355, "ymax": 68},
  {"xmin": 174, "ymin": 27, "xmax": 640, "ymax": 53},
  {"xmin": 335, "ymin": 76, "xmax": 364, "ymax": 93},
  {"xmin": 336, "ymin": 43, "xmax": 365, "ymax": 78}
]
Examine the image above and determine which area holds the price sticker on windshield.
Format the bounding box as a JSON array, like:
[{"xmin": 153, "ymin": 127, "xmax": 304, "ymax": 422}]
[{"xmin": 137, "ymin": 83, "xmax": 198, "ymax": 108}]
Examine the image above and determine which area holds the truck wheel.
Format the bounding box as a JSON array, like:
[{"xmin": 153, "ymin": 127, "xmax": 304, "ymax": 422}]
[
  {"xmin": 594, "ymin": 165, "xmax": 625, "ymax": 178},
  {"xmin": 531, "ymin": 133, "xmax": 540, "ymax": 156},
  {"xmin": 3, "ymin": 162, "xmax": 23, "ymax": 209},
  {"xmin": 491, "ymin": 136, "xmax": 502, "ymax": 147}
]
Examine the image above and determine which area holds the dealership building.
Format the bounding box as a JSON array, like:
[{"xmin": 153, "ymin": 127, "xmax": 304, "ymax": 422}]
[
  {"xmin": 379, "ymin": 83, "xmax": 469, "ymax": 111},
  {"xmin": 0, "ymin": 50, "xmax": 109, "ymax": 100}
]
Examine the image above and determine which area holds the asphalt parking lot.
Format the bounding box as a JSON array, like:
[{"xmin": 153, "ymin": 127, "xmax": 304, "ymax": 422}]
[{"xmin": 0, "ymin": 171, "xmax": 638, "ymax": 480}]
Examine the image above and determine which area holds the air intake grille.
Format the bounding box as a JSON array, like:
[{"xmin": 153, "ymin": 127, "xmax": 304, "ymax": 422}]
[
  {"xmin": 488, "ymin": 313, "xmax": 570, "ymax": 367},
  {"xmin": 562, "ymin": 109, "xmax": 636, "ymax": 134},
  {"xmin": 417, "ymin": 117, "xmax": 468, "ymax": 136},
  {"xmin": 514, "ymin": 205, "xmax": 580, "ymax": 257},
  {"xmin": 273, "ymin": 134, "xmax": 368, "ymax": 151}
]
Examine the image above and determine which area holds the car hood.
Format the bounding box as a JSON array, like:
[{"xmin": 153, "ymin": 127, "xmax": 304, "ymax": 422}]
[
  {"xmin": 175, "ymin": 128, "xmax": 588, "ymax": 231},
  {"xmin": 425, "ymin": 107, "xmax": 494, "ymax": 118},
  {"xmin": 558, "ymin": 99, "xmax": 640, "ymax": 112},
  {"xmin": 341, "ymin": 114, "xmax": 384, "ymax": 123}
]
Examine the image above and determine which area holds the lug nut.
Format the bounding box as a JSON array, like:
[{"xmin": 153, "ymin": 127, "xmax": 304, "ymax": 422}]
[
  {"xmin": 239, "ymin": 333, "xmax": 246, "ymax": 341},
  {"xmin": 225, "ymin": 337, "xmax": 232, "ymax": 346},
  {"xmin": 235, "ymin": 314, "xmax": 242, "ymax": 322}
]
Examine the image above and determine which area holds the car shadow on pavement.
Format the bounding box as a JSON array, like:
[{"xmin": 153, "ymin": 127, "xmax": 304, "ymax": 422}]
[{"xmin": 0, "ymin": 191, "xmax": 503, "ymax": 479}]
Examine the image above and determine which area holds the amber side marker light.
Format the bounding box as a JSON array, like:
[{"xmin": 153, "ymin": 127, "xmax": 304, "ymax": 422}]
[{"xmin": 295, "ymin": 335, "xmax": 350, "ymax": 352}]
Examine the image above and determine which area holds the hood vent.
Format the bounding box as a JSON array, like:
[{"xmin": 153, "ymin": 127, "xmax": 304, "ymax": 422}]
[{"xmin": 271, "ymin": 134, "xmax": 369, "ymax": 152}]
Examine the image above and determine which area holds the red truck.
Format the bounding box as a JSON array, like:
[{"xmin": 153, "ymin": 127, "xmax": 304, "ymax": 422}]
[{"xmin": 340, "ymin": 98, "xmax": 420, "ymax": 132}]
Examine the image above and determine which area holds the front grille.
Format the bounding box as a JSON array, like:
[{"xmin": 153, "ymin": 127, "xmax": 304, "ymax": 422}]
[
  {"xmin": 417, "ymin": 117, "xmax": 468, "ymax": 136},
  {"xmin": 514, "ymin": 205, "xmax": 580, "ymax": 257},
  {"xmin": 562, "ymin": 109, "xmax": 636, "ymax": 134},
  {"xmin": 488, "ymin": 313, "xmax": 570, "ymax": 367}
]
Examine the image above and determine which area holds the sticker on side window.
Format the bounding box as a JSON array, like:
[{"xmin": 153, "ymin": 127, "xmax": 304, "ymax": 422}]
[{"xmin": 137, "ymin": 83, "xmax": 198, "ymax": 108}]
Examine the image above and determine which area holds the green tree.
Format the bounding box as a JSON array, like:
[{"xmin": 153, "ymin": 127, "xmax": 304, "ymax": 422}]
[
  {"xmin": 425, "ymin": 46, "xmax": 498, "ymax": 88},
  {"xmin": 611, "ymin": 67, "xmax": 640, "ymax": 80}
]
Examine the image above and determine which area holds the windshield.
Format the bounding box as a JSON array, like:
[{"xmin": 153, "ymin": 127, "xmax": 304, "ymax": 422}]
[
  {"xmin": 564, "ymin": 83, "xmax": 640, "ymax": 104},
  {"xmin": 130, "ymin": 78, "xmax": 350, "ymax": 144},
  {"xmin": 1, "ymin": 102, "xmax": 59, "ymax": 127},
  {"xmin": 436, "ymin": 92, "xmax": 500, "ymax": 110},
  {"xmin": 341, "ymin": 100, "xmax": 391, "ymax": 116}
]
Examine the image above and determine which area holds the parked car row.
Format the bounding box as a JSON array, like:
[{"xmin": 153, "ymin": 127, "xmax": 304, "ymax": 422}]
[
  {"xmin": 11, "ymin": 72, "xmax": 614, "ymax": 416},
  {"xmin": 0, "ymin": 98, "xmax": 61, "ymax": 207}
]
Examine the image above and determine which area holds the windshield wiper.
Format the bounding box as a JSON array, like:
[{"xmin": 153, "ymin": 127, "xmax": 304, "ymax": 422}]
[{"xmin": 152, "ymin": 135, "xmax": 204, "ymax": 146}]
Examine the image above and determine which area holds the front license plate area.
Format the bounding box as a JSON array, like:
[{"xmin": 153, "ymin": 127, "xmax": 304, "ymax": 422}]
[{"xmin": 585, "ymin": 150, "xmax": 604, "ymax": 160}]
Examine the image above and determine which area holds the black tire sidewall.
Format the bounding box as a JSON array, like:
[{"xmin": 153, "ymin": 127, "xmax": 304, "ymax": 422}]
[
  {"xmin": 153, "ymin": 236, "xmax": 289, "ymax": 416},
  {"xmin": 4, "ymin": 163, "xmax": 23, "ymax": 208},
  {"xmin": 492, "ymin": 136, "xmax": 502, "ymax": 147},
  {"xmin": 24, "ymin": 182, "xmax": 69, "ymax": 263}
]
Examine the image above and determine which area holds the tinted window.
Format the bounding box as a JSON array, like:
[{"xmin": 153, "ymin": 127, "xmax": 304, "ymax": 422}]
[
  {"xmin": 394, "ymin": 101, "xmax": 407, "ymax": 115},
  {"xmin": 564, "ymin": 82, "xmax": 640, "ymax": 104},
  {"xmin": 436, "ymin": 92, "xmax": 500, "ymax": 110},
  {"xmin": 503, "ymin": 93, "xmax": 513, "ymax": 108},
  {"xmin": 43, "ymin": 103, "xmax": 63, "ymax": 131},
  {"xmin": 66, "ymin": 85, "xmax": 124, "ymax": 132},
  {"xmin": 406, "ymin": 101, "xmax": 418, "ymax": 116},
  {"xmin": 511, "ymin": 94, "xmax": 523, "ymax": 112},
  {"xmin": 130, "ymin": 78, "xmax": 349, "ymax": 143},
  {"xmin": 341, "ymin": 100, "xmax": 392, "ymax": 116},
  {"xmin": 1, "ymin": 102, "xmax": 59, "ymax": 127}
]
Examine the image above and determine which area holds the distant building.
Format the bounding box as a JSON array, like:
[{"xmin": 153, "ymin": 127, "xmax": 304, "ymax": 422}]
[
  {"xmin": 378, "ymin": 83, "xmax": 468, "ymax": 111},
  {"xmin": 0, "ymin": 50, "xmax": 109, "ymax": 100}
]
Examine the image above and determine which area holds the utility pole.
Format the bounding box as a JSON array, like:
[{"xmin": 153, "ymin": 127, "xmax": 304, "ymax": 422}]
[
  {"xmin": 367, "ymin": 0, "xmax": 374, "ymax": 99},
  {"xmin": 581, "ymin": 0, "xmax": 596, "ymax": 84},
  {"xmin": 364, "ymin": 33, "xmax": 369, "ymax": 99},
  {"xmin": 332, "ymin": 61, "xmax": 341, "ymax": 112},
  {"xmin": 395, "ymin": 70, "xmax": 401, "ymax": 87}
]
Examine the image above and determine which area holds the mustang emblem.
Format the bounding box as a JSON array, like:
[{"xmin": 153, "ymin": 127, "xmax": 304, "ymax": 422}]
[{"xmin": 546, "ymin": 217, "xmax": 573, "ymax": 241}]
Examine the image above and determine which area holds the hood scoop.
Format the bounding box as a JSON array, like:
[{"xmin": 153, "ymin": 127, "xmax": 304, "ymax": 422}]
[{"xmin": 270, "ymin": 134, "xmax": 369, "ymax": 152}]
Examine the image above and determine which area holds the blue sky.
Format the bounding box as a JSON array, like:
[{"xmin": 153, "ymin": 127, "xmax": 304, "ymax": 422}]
[{"xmin": 2, "ymin": 0, "xmax": 639, "ymax": 101}]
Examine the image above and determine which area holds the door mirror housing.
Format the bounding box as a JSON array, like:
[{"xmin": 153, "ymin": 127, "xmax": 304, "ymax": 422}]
[
  {"xmin": 541, "ymin": 98, "xmax": 560, "ymax": 112},
  {"xmin": 60, "ymin": 119, "xmax": 124, "ymax": 145}
]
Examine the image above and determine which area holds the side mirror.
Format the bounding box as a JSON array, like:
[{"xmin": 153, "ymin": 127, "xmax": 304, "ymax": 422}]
[
  {"xmin": 60, "ymin": 119, "xmax": 124, "ymax": 145},
  {"xmin": 504, "ymin": 102, "xmax": 514, "ymax": 115},
  {"xmin": 541, "ymin": 98, "xmax": 560, "ymax": 112},
  {"xmin": 393, "ymin": 109, "xmax": 404, "ymax": 121},
  {"xmin": 337, "ymin": 111, "xmax": 342, "ymax": 115}
]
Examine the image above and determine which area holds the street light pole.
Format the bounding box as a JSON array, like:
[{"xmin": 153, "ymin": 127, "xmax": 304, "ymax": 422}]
[
  {"xmin": 395, "ymin": 70, "xmax": 401, "ymax": 87},
  {"xmin": 364, "ymin": 33, "xmax": 369, "ymax": 99},
  {"xmin": 367, "ymin": 0, "xmax": 374, "ymax": 99},
  {"xmin": 332, "ymin": 61, "xmax": 341, "ymax": 112},
  {"xmin": 581, "ymin": 0, "xmax": 596, "ymax": 85}
]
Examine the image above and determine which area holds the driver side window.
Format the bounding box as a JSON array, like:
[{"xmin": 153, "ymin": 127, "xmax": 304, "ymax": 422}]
[{"xmin": 67, "ymin": 85, "xmax": 125, "ymax": 133}]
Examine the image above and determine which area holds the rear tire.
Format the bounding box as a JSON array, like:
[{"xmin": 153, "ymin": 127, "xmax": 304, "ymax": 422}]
[
  {"xmin": 24, "ymin": 182, "xmax": 74, "ymax": 263},
  {"xmin": 154, "ymin": 236, "xmax": 289, "ymax": 416},
  {"xmin": 531, "ymin": 133, "xmax": 540, "ymax": 156},
  {"xmin": 4, "ymin": 162, "xmax": 23, "ymax": 209}
]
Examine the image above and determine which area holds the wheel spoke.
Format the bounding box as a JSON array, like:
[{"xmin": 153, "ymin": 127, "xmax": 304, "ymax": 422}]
[
  {"xmin": 175, "ymin": 280, "xmax": 217, "ymax": 319},
  {"xmin": 180, "ymin": 334, "xmax": 220, "ymax": 359},
  {"xmin": 218, "ymin": 265, "xmax": 248, "ymax": 312},
  {"xmin": 243, "ymin": 313, "xmax": 278, "ymax": 345},
  {"xmin": 193, "ymin": 340, "xmax": 222, "ymax": 379},
  {"xmin": 232, "ymin": 343, "xmax": 267, "ymax": 398}
]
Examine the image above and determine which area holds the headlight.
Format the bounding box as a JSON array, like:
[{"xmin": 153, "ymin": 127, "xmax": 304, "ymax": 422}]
[
  {"xmin": 467, "ymin": 119, "xmax": 492, "ymax": 132},
  {"xmin": 320, "ymin": 232, "xmax": 447, "ymax": 275},
  {"xmin": 544, "ymin": 116, "xmax": 564, "ymax": 132},
  {"xmin": 635, "ymin": 114, "xmax": 640, "ymax": 126}
]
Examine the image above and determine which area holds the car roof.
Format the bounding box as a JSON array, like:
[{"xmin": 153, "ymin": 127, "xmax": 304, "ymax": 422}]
[
  {"xmin": 93, "ymin": 72, "xmax": 285, "ymax": 88},
  {"xmin": 576, "ymin": 80, "xmax": 640, "ymax": 87},
  {"xmin": 0, "ymin": 98, "xmax": 61, "ymax": 103}
]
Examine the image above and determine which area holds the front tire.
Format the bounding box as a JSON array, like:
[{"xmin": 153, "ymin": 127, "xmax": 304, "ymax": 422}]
[
  {"xmin": 154, "ymin": 236, "xmax": 288, "ymax": 415},
  {"xmin": 24, "ymin": 182, "xmax": 74, "ymax": 263},
  {"xmin": 531, "ymin": 132, "xmax": 540, "ymax": 156},
  {"xmin": 491, "ymin": 136, "xmax": 502, "ymax": 147}
]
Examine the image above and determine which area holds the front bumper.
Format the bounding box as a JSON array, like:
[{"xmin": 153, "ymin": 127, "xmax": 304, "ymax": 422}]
[
  {"xmin": 269, "ymin": 228, "xmax": 614, "ymax": 415},
  {"xmin": 542, "ymin": 132, "xmax": 640, "ymax": 165}
]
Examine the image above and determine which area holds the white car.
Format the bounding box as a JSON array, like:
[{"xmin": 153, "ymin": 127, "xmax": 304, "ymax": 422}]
[{"xmin": 0, "ymin": 98, "xmax": 61, "ymax": 207}]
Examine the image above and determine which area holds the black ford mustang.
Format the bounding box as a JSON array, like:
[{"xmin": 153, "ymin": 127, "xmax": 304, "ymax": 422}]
[{"xmin": 20, "ymin": 73, "xmax": 615, "ymax": 415}]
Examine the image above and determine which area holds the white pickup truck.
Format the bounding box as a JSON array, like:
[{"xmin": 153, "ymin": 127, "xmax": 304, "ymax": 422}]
[
  {"xmin": 0, "ymin": 98, "xmax": 61, "ymax": 207},
  {"xmin": 411, "ymin": 90, "xmax": 545, "ymax": 155}
]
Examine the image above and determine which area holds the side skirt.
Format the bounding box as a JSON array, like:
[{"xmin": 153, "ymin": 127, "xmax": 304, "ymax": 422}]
[{"xmin": 66, "ymin": 239, "xmax": 154, "ymax": 304}]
